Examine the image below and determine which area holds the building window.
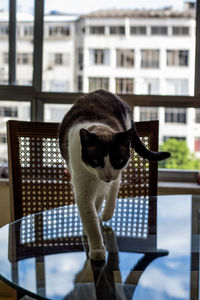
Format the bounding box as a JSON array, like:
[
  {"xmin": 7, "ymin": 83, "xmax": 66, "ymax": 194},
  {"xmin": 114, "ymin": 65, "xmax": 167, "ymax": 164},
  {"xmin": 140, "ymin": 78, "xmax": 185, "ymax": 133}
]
[
  {"xmin": 89, "ymin": 77, "xmax": 109, "ymax": 91},
  {"xmin": 194, "ymin": 137, "xmax": 200, "ymax": 152},
  {"xmin": 151, "ymin": 26, "xmax": 168, "ymax": 35},
  {"xmin": 48, "ymin": 26, "xmax": 70, "ymax": 37},
  {"xmin": 166, "ymin": 79, "xmax": 188, "ymax": 95},
  {"xmin": 163, "ymin": 136, "xmax": 186, "ymax": 142},
  {"xmin": 167, "ymin": 50, "xmax": 189, "ymax": 66},
  {"xmin": 48, "ymin": 53, "xmax": 70, "ymax": 66},
  {"xmin": 77, "ymin": 76, "xmax": 82, "ymax": 92},
  {"xmin": 130, "ymin": 26, "xmax": 146, "ymax": 35},
  {"xmin": 115, "ymin": 78, "xmax": 134, "ymax": 94},
  {"xmin": 17, "ymin": 53, "xmax": 33, "ymax": 65},
  {"xmin": 89, "ymin": 26, "xmax": 105, "ymax": 35},
  {"xmin": 109, "ymin": 26, "xmax": 125, "ymax": 35},
  {"xmin": 165, "ymin": 108, "xmax": 187, "ymax": 123},
  {"xmin": 195, "ymin": 109, "xmax": 200, "ymax": 123},
  {"xmin": 0, "ymin": 107, "xmax": 18, "ymax": 117},
  {"xmin": 116, "ymin": 49, "xmax": 134, "ymax": 68},
  {"xmin": 50, "ymin": 80, "xmax": 70, "ymax": 92},
  {"xmin": 140, "ymin": 107, "xmax": 158, "ymax": 121},
  {"xmin": 89, "ymin": 49, "xmax": 109, "ymax": 65},
  {"xmin": 78, "ymin": 48, "xmax": 83, "ymax": 69},
  {"xmin": 0, "ymin": 26, "xmax": 8, "ymax": 37},
  {"xmin": 0, "ymin": 134, "xmax": 6, "ymax": 144},
  {"xmin": 172, "ymin": 26, "xmax": 189, "ymax": 36},
  {"xmin": 24, "ymin": 26, "xmax": 33, "ymax": 37},
  {"xmin": 141, "ymin": 50, "xmax": 159, "ymax": 68},
  {"xmin": 3, "ymin": 53, "xmax": 8, "ymax": 64}
]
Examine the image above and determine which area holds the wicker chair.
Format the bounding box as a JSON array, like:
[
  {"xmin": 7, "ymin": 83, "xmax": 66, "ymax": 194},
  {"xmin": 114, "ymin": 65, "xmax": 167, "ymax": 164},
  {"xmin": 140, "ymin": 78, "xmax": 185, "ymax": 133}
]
[
  {"xmin": 7, "ymin": 120, "xmax": 159, "ymax": 221},
  {"xmin": 7, "ymin": 120, "xmax": 162, "ymax": 299}
]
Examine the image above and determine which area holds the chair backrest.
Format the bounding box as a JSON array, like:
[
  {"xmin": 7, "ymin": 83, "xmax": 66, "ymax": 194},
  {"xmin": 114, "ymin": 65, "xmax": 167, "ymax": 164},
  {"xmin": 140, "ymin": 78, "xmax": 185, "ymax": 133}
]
[{"xmin": 7, "ymin": 120, "xmax": 159, "ymax": 222}]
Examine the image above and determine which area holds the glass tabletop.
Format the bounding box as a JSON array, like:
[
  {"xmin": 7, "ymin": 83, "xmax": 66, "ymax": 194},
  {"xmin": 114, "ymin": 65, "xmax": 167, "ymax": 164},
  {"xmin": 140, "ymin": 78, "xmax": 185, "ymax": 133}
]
[{"xmin": 0, "ymin": 194, "xmax": 199, "ymax": 300}]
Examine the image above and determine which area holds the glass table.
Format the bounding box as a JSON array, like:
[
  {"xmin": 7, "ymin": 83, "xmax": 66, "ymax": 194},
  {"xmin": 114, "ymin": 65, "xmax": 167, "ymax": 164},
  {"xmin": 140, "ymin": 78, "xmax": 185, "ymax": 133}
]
[{"xmin": 0, "ymin": 195, "xmax": 199, "ymax": 300}]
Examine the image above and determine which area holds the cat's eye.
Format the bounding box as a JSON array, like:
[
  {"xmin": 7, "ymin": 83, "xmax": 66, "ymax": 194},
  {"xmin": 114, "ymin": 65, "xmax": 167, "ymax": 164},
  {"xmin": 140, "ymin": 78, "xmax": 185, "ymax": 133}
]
[
  {"xmin": 116, "ymin": 158, "xmax": 124, "ymax": 165},
  {"xmin": 91, "ymin": 158, "xmax": 100, "ymax": 167}
]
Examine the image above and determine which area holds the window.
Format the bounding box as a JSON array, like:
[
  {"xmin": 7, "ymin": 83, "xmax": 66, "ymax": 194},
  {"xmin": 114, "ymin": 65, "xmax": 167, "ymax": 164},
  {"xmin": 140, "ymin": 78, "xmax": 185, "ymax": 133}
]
[
  {"xmin": 151, "ymin": 26, "xmax": 168, "ymax": 35},
  {"xmin": 77, "ymin": 76, "xmax": 83, "ymax": 92},
  {"xmin": 17, "ymin": 53, "xmax": 33, "ymax": 65},
  {"xmin": 172, "ymin": 26, "xmax": 189, "ymax": 36},
  {"xmin": 78, "ymin": 48, "xmax": 83, "ymax": 69},
  {"xmin": 163, "ymin": 136, "xmax": 186, "ymax": 142},
  {"xmin": 89, "ymin": 49, "xmax": 109, "ymax": 65},
  {"xmin": 0, "ymin": 134, "xmax": 6, "ymax": 144},
  {"xmin": 166, "ymin": 79, "xmax": 188, "ymax": 95},
  {"xmin": 0, "ymin": 26, "xmax": 8, "ymax": 37},
  {"xmin": 140, "ymin": 78, "xmax": 159, "ymax": 95},
  {"xmin": 141, "ymin": 50, "xmax": 159, "ymax": 68},
  {"xmin": 165, "ymin": 108, "xmax": 187, "ymax": 123},
  {"xmin": 109, "ymin": 26, "xmax": 125, "ymax": 35},
  {"xmin": 3, "ymin": 53, "xmax": 8, "ymax": 64},
  {"xmin": 48, "ymin": 26, "xmax": 70, "ymax": 37},
  {"xmin": 116, "ymin": 49, "xmax": 134, "ymax": 68},
  {"xmin": 48, "ymin": 53, "xmax": 70, "ymax": 66},
  {"xmin": 89, "ymin": 26, "xmax": 105, "ymax": 35},
  {"xmin": 167, "ymin": 50, "xmax": 189, "ymax": 66},
  {"xmin": 0, "ymin": 107, "xmax": 18, "ymax": 117},
  {"xmin": 140, "ymin": 107, "xmax": 158, "ymax": 121},
  {"xmin": 195, "ymin": 109, "xmax": 200, "ymax": 123},
  {"xmin": 116, "ymin": 78, "xmax": 134, "ymax": 94},
  {"xmin": 194, "ymin": 137, "xmax": 200, "ymax": 152},
  {"xmin": 89, "ymin": 77, "xmax": 109, "ymax": 91},
  {"xmin": 50, "ymin": 80, "xmax": 70, "ymax": 92},
  {"xmin": 130, "ymin": 26, "xmax": 146, "ymax": 35},
  {"xmin": 24, "ymin": 26, "xmax": 33, "ymax": 37}
]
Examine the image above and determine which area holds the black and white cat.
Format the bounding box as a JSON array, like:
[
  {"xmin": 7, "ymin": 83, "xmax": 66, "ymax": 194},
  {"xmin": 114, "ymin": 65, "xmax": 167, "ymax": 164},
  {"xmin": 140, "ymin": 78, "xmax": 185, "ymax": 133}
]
[{"xmin": 59, "ymin": 89, "xmax": 170, "ymax": 261}]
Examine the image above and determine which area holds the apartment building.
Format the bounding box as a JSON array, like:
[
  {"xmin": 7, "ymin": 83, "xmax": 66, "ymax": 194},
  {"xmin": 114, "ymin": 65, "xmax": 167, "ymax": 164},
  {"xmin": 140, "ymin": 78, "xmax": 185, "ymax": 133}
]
[{"xmin": 0, "ymin": 3, "xmax": 200, "ymax": 164}]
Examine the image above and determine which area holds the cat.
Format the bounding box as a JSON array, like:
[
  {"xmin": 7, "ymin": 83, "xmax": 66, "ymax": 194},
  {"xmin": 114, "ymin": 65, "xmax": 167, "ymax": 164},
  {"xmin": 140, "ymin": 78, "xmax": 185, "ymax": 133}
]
[{"xmin": 59, "ymin": 89, "xmax": 170, "ymax": 261}]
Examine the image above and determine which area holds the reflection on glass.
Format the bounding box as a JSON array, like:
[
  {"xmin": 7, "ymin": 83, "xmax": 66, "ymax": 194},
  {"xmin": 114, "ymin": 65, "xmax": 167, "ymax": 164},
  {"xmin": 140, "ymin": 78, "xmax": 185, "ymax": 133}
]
[{"xmin": 0, "ymin": 195, "xmax": 197, "ymax": 300}]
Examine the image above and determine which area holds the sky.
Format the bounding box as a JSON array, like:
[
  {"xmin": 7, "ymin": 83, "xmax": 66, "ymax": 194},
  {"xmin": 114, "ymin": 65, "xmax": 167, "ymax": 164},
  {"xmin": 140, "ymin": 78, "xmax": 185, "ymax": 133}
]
[{"xmin": 0, "ymin": 0, "xmax": 194, "ymax": 15}]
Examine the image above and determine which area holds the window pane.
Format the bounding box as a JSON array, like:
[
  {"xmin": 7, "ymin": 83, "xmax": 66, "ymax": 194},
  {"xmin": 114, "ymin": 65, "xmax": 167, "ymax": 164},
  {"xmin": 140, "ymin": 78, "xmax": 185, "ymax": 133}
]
[
  {"xmin": 44, "ymin": 104, "xmax": 72, "ymax": 122},
  {"xmin": 16, "ymin": 0, "xmax": 34, "ymax": 86},
  {"xmin": 134, "ymin": 105, "xmax": 200, "ymax": 167},
  {"xmin": 0, "ymin": 101, "xmax": 30, "ymax": 165},
  {"xmin": 0, "ymin": 0, "xmax": 9, "ymax": 84},
  {"xmin": 42, "ymin": 0, "xmax": 195, "ymax": 96}
]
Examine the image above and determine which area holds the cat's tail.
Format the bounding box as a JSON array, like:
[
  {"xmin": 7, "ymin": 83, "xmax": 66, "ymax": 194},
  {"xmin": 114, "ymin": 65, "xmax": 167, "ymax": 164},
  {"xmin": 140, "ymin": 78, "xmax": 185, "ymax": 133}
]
[{"xmin": 131, "ymin": 128, "xmax": 170, "ymax": 162}]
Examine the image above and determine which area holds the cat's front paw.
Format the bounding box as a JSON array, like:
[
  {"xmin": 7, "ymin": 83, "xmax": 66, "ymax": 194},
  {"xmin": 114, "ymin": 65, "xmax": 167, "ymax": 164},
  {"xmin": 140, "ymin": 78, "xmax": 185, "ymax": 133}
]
[
  {"xmin": 90, "ymin": 248, "xmax": 106, "ymax": 261},
  {"xmin": 101, "ymin": 212, "xmax": 113, "ymax": 222}
]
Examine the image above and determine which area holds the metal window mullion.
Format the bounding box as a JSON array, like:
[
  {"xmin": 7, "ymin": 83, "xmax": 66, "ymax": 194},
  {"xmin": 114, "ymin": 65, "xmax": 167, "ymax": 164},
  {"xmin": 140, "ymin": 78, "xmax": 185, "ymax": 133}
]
[
  {"xmin": 195, "ymin": 0, "xmax": 200, "ymax": 96},
  {"xmin": 33, "ymin": 0, "xmax": 44, "ymax": 92},
  {"xmin": 9, "ymin": 0, "xmax": 16, "ymax": 85}
]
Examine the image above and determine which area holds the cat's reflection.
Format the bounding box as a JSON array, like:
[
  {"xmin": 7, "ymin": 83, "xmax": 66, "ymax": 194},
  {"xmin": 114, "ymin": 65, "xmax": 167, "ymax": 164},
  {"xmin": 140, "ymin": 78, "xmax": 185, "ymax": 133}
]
[{"xmin": 64, "ymin": 226, "xmax": 168, "ymax": 300}]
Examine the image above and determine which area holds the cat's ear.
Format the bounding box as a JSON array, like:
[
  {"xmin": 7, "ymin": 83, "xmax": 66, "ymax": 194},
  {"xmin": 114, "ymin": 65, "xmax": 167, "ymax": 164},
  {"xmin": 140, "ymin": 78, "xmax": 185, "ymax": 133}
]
[
  {"xmin": 115, "ymin": 128, "xmax": 133, "ymax": 146},
  {"xmin": 79, "ymin": 129, "xmax": 98, "ymax": 146}
]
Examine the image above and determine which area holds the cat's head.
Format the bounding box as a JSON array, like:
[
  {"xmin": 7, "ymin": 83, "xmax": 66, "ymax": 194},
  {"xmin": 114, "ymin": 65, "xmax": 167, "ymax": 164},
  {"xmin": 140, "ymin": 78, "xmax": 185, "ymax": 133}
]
[{"xmin": 79, "ymin": 127, "xmax": 132, "ymax": 183}]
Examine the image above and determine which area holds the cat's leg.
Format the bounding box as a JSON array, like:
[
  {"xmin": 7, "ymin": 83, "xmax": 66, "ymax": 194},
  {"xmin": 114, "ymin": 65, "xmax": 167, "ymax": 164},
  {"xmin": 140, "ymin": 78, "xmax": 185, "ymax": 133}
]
[
  {"xmin": 74, "ymin": 181, "xmax": 106, "ymax": 260},
  {"xmin": 101, "ymin": 178, "xmax": 121, "ymax": 222}
]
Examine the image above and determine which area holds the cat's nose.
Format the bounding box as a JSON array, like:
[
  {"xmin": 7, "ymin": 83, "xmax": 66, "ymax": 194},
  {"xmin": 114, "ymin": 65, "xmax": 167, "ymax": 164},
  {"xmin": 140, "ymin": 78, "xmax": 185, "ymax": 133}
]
[{"xmin": 105, "ymin": 174, "xmax": 112, "ymax": 182}]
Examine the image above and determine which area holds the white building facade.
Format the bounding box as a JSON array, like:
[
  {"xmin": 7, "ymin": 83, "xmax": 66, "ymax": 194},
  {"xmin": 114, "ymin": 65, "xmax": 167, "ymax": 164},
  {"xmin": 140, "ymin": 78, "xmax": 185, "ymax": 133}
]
[{"xmin": 0, "ymin": 4, "xmax": 200, "ymax": 163}]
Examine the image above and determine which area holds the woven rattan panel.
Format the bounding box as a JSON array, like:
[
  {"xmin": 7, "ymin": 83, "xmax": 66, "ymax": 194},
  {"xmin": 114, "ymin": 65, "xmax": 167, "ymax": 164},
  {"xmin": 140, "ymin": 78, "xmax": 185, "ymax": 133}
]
[
  {"xmin": 18, "ymin": 134, "xmax": 151, "ymax": 217},
  {"xmin": 18, "ymin": 136, "xmax": 74, "ymax": 217},
  {"xmin": 16, "ymin": 197, "xmax": 150, "ymax": 261},
  {"xmin": 119, "ymin": 136, "xmax": 150, "ymax": 198}
]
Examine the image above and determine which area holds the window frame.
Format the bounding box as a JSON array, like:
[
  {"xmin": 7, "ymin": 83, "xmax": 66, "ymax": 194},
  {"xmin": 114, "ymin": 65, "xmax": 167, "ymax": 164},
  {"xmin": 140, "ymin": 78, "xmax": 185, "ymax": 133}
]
[{"xmin": 0, "ymin": 0, "xmax": 199, "ymax": 118}]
